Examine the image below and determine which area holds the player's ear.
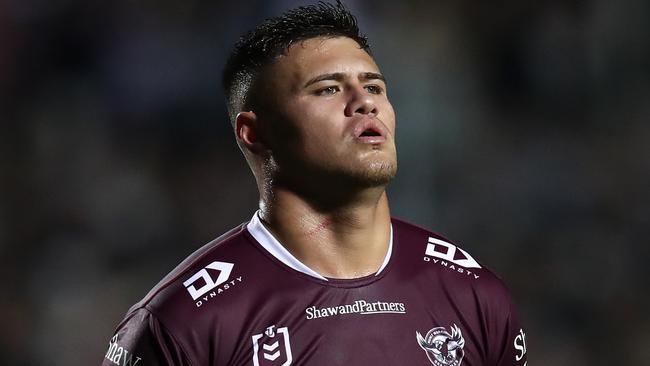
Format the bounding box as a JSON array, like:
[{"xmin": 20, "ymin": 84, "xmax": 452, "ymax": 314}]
[{"xmin": 235, "ymin": 111, "xmax": 267, "ymax": 154}]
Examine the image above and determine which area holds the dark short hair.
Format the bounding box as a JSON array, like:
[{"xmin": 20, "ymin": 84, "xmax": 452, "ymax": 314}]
[{"xmin": 222, "ymin": 1, "xmax": 370, "ymax": 124}]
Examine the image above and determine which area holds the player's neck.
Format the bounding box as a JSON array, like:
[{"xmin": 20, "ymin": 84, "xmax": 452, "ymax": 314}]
[{"xmin": 258, "ymin": 187, "xmax": 391, "ymax": 279}]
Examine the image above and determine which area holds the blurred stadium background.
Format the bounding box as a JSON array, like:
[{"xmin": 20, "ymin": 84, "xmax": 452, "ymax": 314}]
[{"xmin": 1, "ymin": 0, "xmax": 648, "ymax": 364}]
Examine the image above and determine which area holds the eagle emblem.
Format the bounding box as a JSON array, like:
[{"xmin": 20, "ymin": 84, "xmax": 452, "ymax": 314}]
[{"xmin": 416, "ymin": 324, "xmax": 466, "ymax": 366}]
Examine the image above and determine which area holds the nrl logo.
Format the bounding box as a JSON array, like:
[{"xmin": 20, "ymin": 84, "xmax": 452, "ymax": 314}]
[
  {"xmin": 416, "ymin": 324, "xmax": 466, "ymax": 366},
  {"xmin": 252, "ymin": 325, "xmax": 293, "ymax": 366}
]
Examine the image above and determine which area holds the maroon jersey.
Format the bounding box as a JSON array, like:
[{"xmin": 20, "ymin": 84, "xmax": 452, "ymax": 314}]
[{"xmin": 102, "ymin": 213, "xmax": 528, "ymax": 366}]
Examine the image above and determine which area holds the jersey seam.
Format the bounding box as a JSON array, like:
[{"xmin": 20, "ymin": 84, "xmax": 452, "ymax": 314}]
[
  {"xmin": 493, "ymin": 307, "xmax": 514, "ymax": 365},
  {"xmin": 143, "ymin": 304, "xmax": 197, "ymax": 366}
]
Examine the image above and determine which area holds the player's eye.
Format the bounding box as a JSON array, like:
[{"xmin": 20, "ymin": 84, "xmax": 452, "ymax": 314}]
[
  {"xmin": 315, "ymin": 86, "xmax": 340, "ymax": 96},
  {"xmin": 365, "ymin": 84, "xmax": 384, "ymax": 95}
]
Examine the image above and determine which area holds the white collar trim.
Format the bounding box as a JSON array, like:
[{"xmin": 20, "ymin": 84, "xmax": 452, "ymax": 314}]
[{"xmin": 246, "ymin": 211, "xmax": 393, "ymax": 281}]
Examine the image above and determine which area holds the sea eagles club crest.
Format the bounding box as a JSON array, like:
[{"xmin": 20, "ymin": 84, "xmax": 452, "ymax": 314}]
[
  {"xmin": 416, "ymin": 324, "xmax": 466, "ymax": 366},
  {"xmin": 252, "ymin": 325, "xmax": 293, "ymax": 366}
]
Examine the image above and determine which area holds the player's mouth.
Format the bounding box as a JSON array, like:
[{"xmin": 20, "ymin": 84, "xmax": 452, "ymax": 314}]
[{"xmin": 352, "ymin": 119, "xmax": 387, "ymax": 144}]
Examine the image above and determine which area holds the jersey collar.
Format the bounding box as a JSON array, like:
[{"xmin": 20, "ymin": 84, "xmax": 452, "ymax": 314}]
[{"xmin": 246, "ymin": 211, "xmax": 393, "ymax": 281}]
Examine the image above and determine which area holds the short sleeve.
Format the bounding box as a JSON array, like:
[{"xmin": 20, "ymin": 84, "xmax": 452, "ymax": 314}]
[
  {"xmin": 489, "ymin": 285, "xmax": 528, "ymax": 366},
  {"xmin": 101, "ymin": 307, "xmax": 192, "ymax": 366}
]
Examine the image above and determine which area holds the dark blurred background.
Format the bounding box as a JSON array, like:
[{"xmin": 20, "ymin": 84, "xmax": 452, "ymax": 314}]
[{"xmin": 1, "ymin": 0, "xmax": 648, "ymax": 364}]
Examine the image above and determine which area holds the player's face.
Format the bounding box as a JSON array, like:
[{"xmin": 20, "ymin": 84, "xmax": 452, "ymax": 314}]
[{"xmin": 259, "ymin": 36, "xmax": 397, "ymax": 189}]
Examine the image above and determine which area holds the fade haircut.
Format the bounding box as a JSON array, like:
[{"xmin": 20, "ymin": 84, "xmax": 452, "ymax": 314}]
[{"xmin": 222, "ymin": 1, "xmax": 370, "ymax": 124}]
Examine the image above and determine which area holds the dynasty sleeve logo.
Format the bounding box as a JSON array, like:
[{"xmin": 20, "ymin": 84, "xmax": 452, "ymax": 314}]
[
  {"xmin": 183, "ymin": 261, "xmax": 234, "ymax": 300},
  {"xmin": 425, "ymin": 237, "xmax": 481, "ymax": 269},
  {"xmin": 252, "ymin": 325, "xmax": 293, "ymax": 366},
  {"xmin": 182, "ymin": 261, "xmax": 244, "ymax": 308}
]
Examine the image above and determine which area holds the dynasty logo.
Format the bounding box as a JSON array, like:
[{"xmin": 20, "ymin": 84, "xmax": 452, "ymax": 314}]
[
  {"xmin": 423, "ymin": 237, "xmax": 481, "ymax": 279},
  {"xmin": 183, "ymin": 261, "xmax": 243, "ymax": 308}
]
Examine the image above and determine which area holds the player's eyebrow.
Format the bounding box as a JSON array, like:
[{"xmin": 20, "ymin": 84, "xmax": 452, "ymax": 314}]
[
  {"xmin": 304, "ymin": 72, "xmax": 387, "ymax": 88},
  {"xmin": 359, "ymin": 72, "xmax": 387, "ymax": 85},
  {"xmin": 304, "ymin": 72, "xmax": 346, "ymax": 87}
]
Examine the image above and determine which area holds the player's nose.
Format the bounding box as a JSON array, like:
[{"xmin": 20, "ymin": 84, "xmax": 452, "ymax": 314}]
[{"xmin": 344, "ymin": 85, "xmax": 378, "ymax": 117}]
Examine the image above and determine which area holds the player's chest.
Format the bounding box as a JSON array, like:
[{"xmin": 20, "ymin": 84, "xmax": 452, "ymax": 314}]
[{"xmin": 220, "ymin": 286, "xmax": 487, "ymax": 366}]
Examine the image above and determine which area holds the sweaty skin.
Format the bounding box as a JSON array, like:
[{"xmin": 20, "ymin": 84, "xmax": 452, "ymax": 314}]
[{"xmin": 236, "ymin": 37, "xmax": 397, "ymax": 279}]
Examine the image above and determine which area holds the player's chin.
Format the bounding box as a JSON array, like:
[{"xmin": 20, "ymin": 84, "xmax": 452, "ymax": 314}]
[{"xmin": 354, "ymin": 160, "xmax": 398, "ymax": 187}]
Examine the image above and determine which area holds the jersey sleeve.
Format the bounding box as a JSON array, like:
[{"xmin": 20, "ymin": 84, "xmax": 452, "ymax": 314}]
[
  {"xmin": 101, "ymin": 307, "xmax": 193, "ymax": 366},
  {"xmin": 487, "ymin": 281, "xmax": 528, "ymax": 366}
]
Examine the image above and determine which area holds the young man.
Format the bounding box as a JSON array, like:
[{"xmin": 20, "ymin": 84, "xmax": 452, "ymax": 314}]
[{"xmin": 102, "ymin": 2, "xmax": 528, "ymax": 365}]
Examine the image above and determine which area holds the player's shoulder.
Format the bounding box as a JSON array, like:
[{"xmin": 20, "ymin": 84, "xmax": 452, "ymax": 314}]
[
  {"xmin": 390, "ymin": 216, "xmax": 472, "ymax": 261},
  {"xmin": 108, "ymin": 221, "xmax": 261, "ymax": 365},
  {"xmin": 390, "ymin": 216, "xmax": 456, "ymax": 245},
  {"xmin": 390, "ymin": 217, "xmax": 509, "ymax": 290},
  {"xmin": 126, "ymin": 221, "xmax": 254, "ymax": 318}
]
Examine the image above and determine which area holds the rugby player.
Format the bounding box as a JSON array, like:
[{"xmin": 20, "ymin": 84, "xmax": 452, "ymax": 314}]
[{"xmin": 102, "ymin": 2, "xmax": 528, "ymax": 365}]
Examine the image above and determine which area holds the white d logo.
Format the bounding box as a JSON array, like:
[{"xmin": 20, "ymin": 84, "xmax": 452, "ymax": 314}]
[
  {"xmin": 183, "ymin": 261, "xmax": 234, "ymax": 300},
  {"xmin": 425, "ymin": 237, "xmax": 481, "ymax": 269}
]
